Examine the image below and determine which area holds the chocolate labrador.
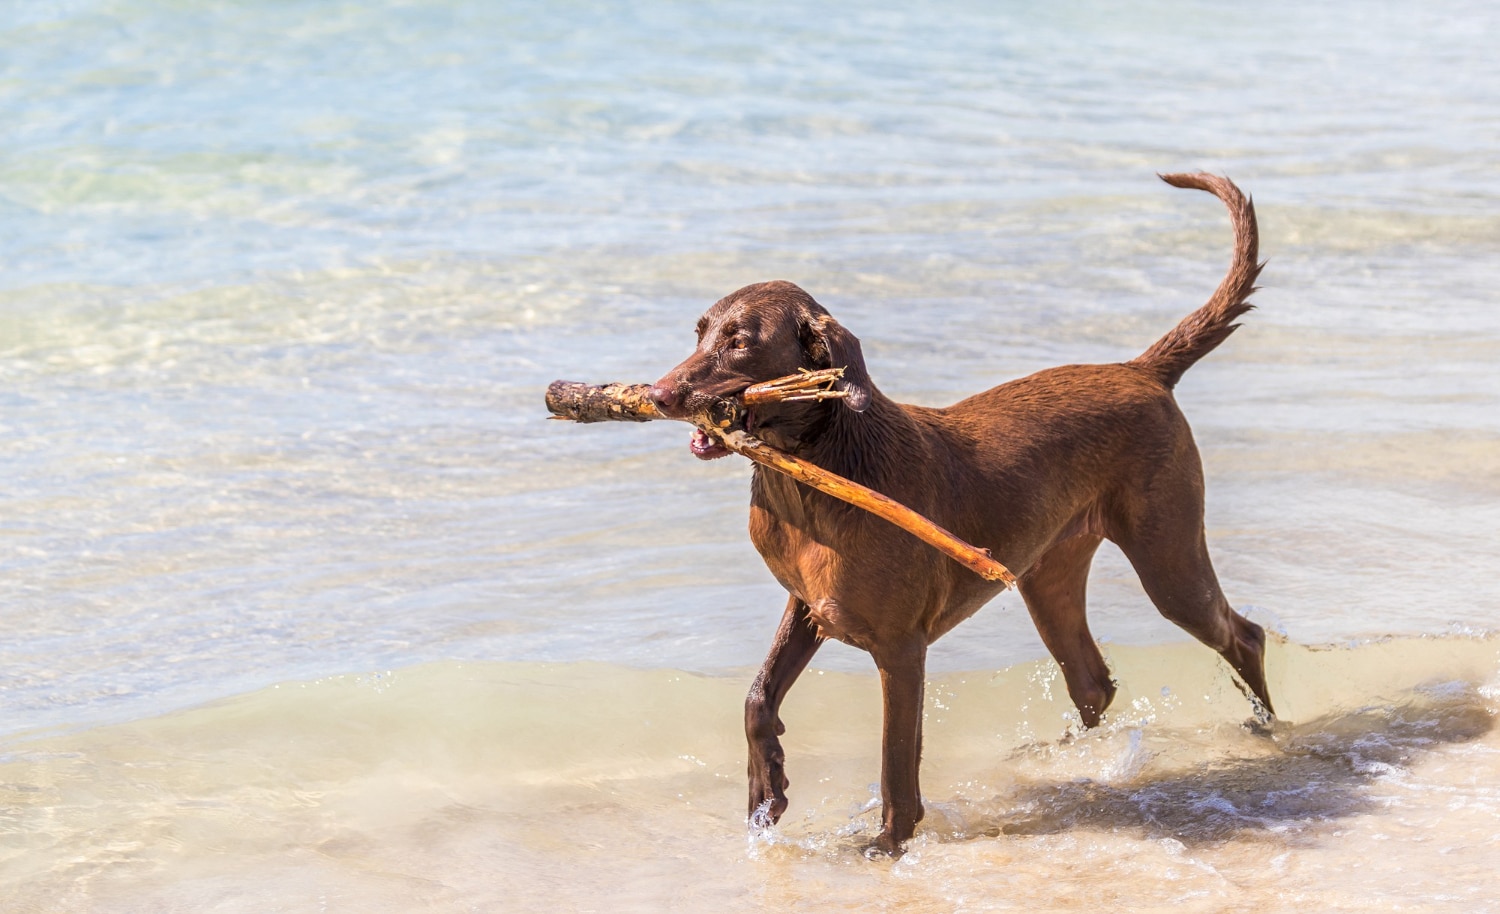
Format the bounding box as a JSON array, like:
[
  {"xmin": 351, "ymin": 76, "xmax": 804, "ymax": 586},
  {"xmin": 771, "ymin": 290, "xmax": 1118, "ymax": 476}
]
[{"xmin": 647, "ymin": 173, "xmax": 1271, "ymax": 854}]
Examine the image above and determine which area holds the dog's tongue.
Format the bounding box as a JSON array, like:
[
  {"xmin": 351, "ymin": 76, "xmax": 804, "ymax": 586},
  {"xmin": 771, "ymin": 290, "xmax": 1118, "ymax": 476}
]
[{"xmin": 689, "ymin": 428, "xmax": 731, "ymax": 460}]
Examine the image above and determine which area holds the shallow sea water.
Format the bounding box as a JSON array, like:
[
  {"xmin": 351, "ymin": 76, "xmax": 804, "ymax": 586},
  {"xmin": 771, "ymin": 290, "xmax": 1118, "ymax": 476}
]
[
  {"xmin": 3, "ymin": 1, "xmax": 1499, "ymax": 910},
  {"xmin": 7, "ymin": 639, "xmax": 1500, "ymax": 912}
]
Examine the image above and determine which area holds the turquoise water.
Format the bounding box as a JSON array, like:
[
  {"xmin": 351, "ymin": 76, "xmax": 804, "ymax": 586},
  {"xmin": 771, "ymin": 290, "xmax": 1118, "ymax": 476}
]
[{"xmin": 3, "ymin": 1, "xmax": 1500, "ymax": 909}]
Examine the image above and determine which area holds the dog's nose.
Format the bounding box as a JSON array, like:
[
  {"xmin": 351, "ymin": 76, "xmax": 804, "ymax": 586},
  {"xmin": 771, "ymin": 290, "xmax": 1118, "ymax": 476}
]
[{"xmin": 648, "ymin": 383, "xmax": 680, "ymax": 412}]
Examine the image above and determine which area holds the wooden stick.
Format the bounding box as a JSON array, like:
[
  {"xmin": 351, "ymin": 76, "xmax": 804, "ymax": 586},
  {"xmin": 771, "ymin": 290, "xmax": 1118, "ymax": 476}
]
[
  {"xmin": 544, "ymin": 369, "xmax": 846, "ymax": 424},
  {"xmin": 544, "ymin": 377, "xmax": 1017, "ymax": 586},
  {"xmin": 712, "ymin": 428, "xmax": 1016, "ymax": 585},
  {"xmin": 741, "ymin": 368, "xmax": 848, "ymax": 407},
  {"xmin": 546, "ymin": 380, "xmax": 661, "ymax": 423}
]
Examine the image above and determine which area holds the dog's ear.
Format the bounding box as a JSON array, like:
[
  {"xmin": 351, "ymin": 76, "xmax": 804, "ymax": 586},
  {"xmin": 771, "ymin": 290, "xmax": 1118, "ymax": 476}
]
[{"xmin": 801, "ymin": 314, "xmax": 872, "ymax": 412}]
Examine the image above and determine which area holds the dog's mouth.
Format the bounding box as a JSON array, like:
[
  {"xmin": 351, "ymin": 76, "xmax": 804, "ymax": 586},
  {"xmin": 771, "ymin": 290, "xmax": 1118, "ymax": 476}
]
[
  {"xmin": 689, "ymin": 427, "xmax": 732, "ymax": 460},
  {"xmin": 681, "ymin": 391, "xmax": 753, "ymax": 461}
]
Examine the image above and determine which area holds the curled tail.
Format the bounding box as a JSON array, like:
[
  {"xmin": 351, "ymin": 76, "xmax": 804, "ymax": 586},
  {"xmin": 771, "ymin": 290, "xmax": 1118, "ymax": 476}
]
[{"xmin": 1129, "ymin": 172, "xmax": 1263, "ymax": 389}]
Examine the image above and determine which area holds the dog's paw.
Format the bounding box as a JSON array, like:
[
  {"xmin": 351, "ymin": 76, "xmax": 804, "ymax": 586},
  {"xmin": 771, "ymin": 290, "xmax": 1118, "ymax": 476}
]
[
  {"xmin": 746, "ymin": 778, "xmax": 789, "ymax": 824},
  {"xmin": 749, "ymin": 798, "xmax": 777, "ymax": 830}
]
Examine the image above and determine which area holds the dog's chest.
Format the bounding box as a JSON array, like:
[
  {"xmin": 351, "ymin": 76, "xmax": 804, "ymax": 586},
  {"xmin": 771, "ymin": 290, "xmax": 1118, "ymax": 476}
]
[
  {"xmin": 746, "ymin": 497, "xmax": 812, "ymax": 598},
  {"xmin": 746, "ymin": 472, "xmax": 837, "ymax": 596}
]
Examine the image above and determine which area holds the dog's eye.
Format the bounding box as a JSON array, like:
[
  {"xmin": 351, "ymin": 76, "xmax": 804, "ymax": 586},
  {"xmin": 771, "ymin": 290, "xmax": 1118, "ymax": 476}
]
[{"xmin": 730, "ymin": 337, "xmax": 748, "ymax": 351}]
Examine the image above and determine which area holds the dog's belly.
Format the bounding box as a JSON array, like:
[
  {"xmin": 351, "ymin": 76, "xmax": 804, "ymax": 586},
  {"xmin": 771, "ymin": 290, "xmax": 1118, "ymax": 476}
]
[
  {"xmin": 921, "ymin": 589, "xmax": 997, "ymax": 643},
  {"xmin": 805, "ymin": 598, "xmax": 878, "ymax": 650}
]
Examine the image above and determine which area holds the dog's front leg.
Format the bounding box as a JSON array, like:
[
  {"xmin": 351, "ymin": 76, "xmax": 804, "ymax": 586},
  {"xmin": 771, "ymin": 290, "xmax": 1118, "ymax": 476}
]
[
  {"xmin": 872, "ymin": 637, "xmax": 927, "ymax": 855},
  {"xmin": 745, "ymin": 596, "xmax": 824, "ymax": 828}
]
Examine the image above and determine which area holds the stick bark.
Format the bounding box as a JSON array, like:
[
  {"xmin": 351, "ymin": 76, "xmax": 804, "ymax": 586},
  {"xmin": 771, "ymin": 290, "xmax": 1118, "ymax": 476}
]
[{"xmin": 545, "ymin": 381, "xmax": 660, "ymax": 423}]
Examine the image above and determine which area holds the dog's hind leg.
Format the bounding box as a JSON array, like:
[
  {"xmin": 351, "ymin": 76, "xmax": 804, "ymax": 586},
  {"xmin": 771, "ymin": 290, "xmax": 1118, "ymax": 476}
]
[
  {"xmin": 1115, "ymin": 484, "xmax": 1273, "ymax": 716},
  {"xmin": 1019, "ymin": 534, "xmax": 1117, "ymax": 728},
  {"xmin": 745, "ymin": 596, "xmax": 825, "ymax": 826}
]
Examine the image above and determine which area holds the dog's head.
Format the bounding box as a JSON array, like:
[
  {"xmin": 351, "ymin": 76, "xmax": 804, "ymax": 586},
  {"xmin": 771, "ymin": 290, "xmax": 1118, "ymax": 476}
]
[{"xmin": 648, "ymin": 280, "xmax": 872, "ymax": 459}]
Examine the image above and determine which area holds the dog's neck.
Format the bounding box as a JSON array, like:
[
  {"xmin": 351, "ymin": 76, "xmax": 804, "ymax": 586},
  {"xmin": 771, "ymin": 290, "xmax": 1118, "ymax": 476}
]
[{"xmin": 751, "ymin": 386, "xmax": 922, "ymax": 488}]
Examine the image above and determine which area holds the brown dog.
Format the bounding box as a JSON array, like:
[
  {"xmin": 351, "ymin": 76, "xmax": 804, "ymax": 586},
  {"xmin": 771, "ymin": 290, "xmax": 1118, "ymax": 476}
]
[{"xmin": 647, "ymin": 173, "xmax": 1272, "ymax": 854}]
